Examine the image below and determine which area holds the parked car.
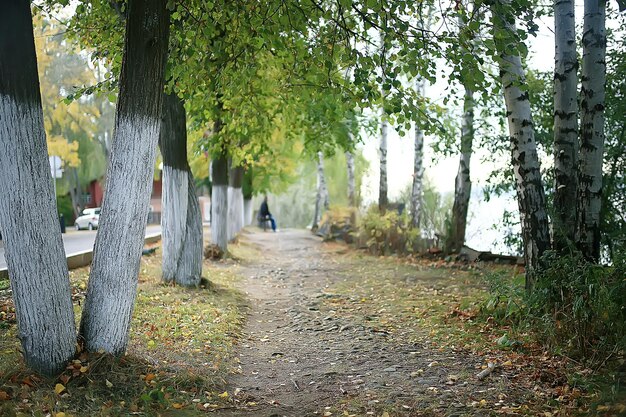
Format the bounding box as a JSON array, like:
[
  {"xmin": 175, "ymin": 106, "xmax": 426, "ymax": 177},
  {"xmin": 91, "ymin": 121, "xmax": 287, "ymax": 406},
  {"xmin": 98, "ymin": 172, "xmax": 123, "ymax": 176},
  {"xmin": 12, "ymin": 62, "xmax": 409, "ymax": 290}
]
[{"xmin": 74, "ymin": 208, "xmax": 100, "ymax": 231}]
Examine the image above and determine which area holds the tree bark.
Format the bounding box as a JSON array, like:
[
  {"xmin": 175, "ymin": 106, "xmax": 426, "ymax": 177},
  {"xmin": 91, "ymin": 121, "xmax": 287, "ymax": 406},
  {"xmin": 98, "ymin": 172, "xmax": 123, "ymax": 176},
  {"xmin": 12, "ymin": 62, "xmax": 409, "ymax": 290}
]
[
  {"xmin": 313, "ymin": 151, "xmax": 329, "ymax": 227},
  {"xmin": 159, "ymin": 93, "xmax": 202, "ymax": 287},
  {"xmin": 447, "ymin": 86, "xmax": 474, "ymax": 253},
  {"xmin": 0, "ymin": 0, "xmax": 76, "ymax": 376},
  {"xmin": 228, "ymin": 165, "xmax": 244, "ymax": 240},
  {"xmin": 492, "ymin": 0, "xmax": 551, "ymax": 288},
  {"xmin": 378, "ymin": 113, "xmax": 389, "ymax": 213},
  {"xmin": 346, "ymin": 150, "xmax": 356, "ymax": 208},
  {"xmin": 576, "ymin": 0, "xmax": 606, "ymax": 262},
  {"xmin": 211, "ymin": 151, "xmax": 229, "ymax": 251},
  {"xmin": 79, "ymin": 0, "xmax": 169, "ymax": 354},
  {"xmin": 553, "ymin": 0, "xmax": 579, "ymax": 251},
  {"xmin": 410, "ymin": 80, "xmax": 426, "ymax": 229}
]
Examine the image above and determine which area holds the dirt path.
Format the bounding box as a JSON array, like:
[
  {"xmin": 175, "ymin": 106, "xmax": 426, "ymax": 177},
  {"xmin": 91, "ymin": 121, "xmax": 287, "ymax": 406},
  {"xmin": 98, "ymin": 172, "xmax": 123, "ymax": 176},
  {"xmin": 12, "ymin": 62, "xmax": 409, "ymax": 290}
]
[{"xmin": 216, "ymin": 229, "xmax": 546, "ymax": 417}]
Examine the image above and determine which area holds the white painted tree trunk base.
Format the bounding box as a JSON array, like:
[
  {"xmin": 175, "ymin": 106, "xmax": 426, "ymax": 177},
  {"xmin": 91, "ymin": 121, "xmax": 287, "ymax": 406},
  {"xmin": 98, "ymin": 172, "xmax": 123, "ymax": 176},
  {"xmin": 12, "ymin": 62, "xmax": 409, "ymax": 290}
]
[
  {"xmin": 244, "ymin": 199, "xmax": 253, "ymax": 226},
  {"xmin": 212, "ymin": 185, "xmax": 228, "ymax": 251}
]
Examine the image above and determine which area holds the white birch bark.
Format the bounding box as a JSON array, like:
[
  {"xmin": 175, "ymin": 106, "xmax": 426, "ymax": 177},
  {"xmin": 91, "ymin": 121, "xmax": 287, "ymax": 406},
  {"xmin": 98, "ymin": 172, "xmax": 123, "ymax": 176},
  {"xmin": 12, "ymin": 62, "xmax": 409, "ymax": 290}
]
[
  {"xmin": 410, "ymin": 80, "xmax": 426, "ymax": 229},
  {"xmin": 576, "ymin": 0, "xmax": 606, "ymax": 261},
  {"xmin": 313, "ymin": 152, "xmax": 329, "ymax": 227},
  {"xmin": 553, "ymin": 0, "xmax": 579, "ymax": 250},
  {"xmin": 448, "ymin": 86, "xmax": 474, "ymax": 252},
  {"xmin": 346, "ymin": 150, "xmax": 356, "ymax": 208},
  {"xmin": 79, "ymin": 0, "xmax": 169, "ymax": 354},
  {"xmin": 379, "ymin": 113, "xmax": 389, "ymax": 212},
  {"xmin": 492, "ymin": 0, "xmax": 550, "ymax": 286},
  {"xmin": 174, "ymin": 173, "xmax": 203, "ymax": 286},
  {"xmin": 211, "ymin": 185, "xmax": 229, "ymax": 250},
  {"xmin": 0, "ymin": 1, "xmax": 76, "ymax": 375}
]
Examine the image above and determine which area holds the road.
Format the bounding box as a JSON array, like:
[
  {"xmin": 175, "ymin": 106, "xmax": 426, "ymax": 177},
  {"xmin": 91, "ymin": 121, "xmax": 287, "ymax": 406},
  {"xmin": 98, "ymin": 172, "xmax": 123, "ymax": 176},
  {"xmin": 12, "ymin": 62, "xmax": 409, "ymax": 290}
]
[{"xmin": 0, "ymin": 225, "xmax": 161, "ymax": 270}]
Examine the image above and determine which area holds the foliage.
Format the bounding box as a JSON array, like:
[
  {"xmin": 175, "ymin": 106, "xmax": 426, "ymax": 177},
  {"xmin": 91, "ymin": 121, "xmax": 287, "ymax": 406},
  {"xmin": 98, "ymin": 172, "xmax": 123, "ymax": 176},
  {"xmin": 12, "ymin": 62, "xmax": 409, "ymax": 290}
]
[
  {"xmin": 481, "ymin": 252, "xmax": 626, "ymax": 364},
  {"xmin": 358, "ymin": 205, "xmax": 421, "ymax": 255}
]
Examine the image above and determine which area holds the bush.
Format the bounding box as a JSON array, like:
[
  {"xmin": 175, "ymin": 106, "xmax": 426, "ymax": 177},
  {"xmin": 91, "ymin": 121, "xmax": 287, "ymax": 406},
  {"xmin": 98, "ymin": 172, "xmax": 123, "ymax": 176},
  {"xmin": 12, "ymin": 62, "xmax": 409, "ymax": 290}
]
[
  {"xmin": 528, "ymin": 251, "xmax": 626, "ymax": 361},
  {"xmin": 358, "ymin": 205, "xmax": 422, "ymax": 256},
  {"xmin": 481, "ymin": 251, "xmax": 626, "ymax": 364},
  {"xmin": 316, "ymin": 206, "xmax": 356, "ymax": 242}
]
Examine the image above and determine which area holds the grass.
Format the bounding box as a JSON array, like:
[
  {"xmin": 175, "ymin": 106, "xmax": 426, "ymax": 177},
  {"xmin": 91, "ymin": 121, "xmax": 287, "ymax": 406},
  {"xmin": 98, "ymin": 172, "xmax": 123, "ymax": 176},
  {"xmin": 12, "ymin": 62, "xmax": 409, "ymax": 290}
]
[{"xmin": 0, "ymin": 243, "xmax": 248, "ymax": 417}]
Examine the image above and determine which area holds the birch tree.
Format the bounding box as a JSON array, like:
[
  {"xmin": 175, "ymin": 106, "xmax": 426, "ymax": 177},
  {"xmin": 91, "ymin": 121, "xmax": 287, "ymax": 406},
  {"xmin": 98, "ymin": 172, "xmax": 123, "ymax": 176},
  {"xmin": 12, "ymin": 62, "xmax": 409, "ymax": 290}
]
[
  {"xmin": 313, "ymin": 151, "xmax": 330, "ymax": 228},
  {"xmin": 491, "ymin": 0, "xmax": 550, "ymax": 287},
  {"xmin": 79, "ymin": 0, "xmax": 170, "ymax": 354},
  {"xmin": 0, "ymin": 0, "xmax": 76, "ymax": 375},
  {"xmin": 553, "ymin": 0, "xmax": 579, "ymax": 251},
  {"xmin": 410, "ymin": 80, "xmax": 426, "ymax": 229},
  {"xmin": 447, "ymin": 86, "xmax": 474, "ymax": 253},
  {"xmin": 159, "ymin": 93, "xmax": 202, "ymax": 287},
  {"xmin": 576, "ymin": 0, "xmax": 606, "ymax": 261}
]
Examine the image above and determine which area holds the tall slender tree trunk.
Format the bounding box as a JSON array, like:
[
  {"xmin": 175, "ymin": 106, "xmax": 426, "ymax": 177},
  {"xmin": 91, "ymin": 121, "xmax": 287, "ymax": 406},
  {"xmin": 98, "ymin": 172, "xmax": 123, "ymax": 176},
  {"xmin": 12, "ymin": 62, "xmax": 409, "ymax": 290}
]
[
  {"xmin": 492, "ymin": 0, "xmax": 550, "ymax": 288},
  {"xmin": 576, "ymin": 0, "xmax": 606, "ymax": 262},
  {"xmin": 379, "ymin": 113, "xmax": 389, "ymax": 213},
  {"xmin": 0, "ymin": 0, "xmax": 76, "ymax": 376},
  {"xmin": 346, "ymin": 150, "xmax": 356, "ymax": 208},
  {"xmin": 553, "ymin": 0, "xmax": 579, "ymax": 251},
  {"xmin": 79, "ymin": 0, "xmax": 169, "ymax": 354},
  {"xmin": 313, "ymin": 152, "xmax": 329, "ymax": 228},
  {"xmin": 211, "ymin": 150, "xmax": 229, "ymax": 251},
  {"xmin": 159, "ymin": 93, "xmax": 202, "ymax": 287},
  {"xmin": 228, "ymin": 165, "xmax": 244, "ymax": 240},
  {"xmin": 447, "ymin": 86, "xmax": 474, "ymax": 253},
  {"xmin": 410, "ymin": 80, "xmax": 426, "ymax": 229}
]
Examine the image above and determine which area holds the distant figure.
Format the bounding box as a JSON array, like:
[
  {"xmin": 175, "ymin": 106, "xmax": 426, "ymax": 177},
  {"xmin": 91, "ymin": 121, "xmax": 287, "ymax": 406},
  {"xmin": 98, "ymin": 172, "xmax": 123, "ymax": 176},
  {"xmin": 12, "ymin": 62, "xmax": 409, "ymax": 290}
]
[{"xmin": 258, "ymin": 196, "xmax": 277, "ymax": 232}]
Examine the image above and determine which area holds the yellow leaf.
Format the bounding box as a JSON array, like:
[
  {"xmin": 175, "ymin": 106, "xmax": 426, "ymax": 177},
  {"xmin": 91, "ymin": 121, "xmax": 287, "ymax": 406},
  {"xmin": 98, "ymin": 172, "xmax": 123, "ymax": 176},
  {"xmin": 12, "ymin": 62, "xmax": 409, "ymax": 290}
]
[
  {"xmin": 172, "ymin": 403, "xmax": 183, "ymax": 409},
  {"xmin": 80, "ymin": 366, "xmax": 88, "ymax": 373},
  {"xmin": 55, "ymin": 383, "xmax": 66, "ymax": 395},
  {"xmin": 503, "ymin": 360, "xmax": 513, "ymax": 366},
  {"xmin": 55, "ymin": 413, "xmax": 66, "ymax": 417},
  {"xmin": 218, "ymin": 391, "xmax": 229, "ymax": 398},
  {"xmin": 105, "ymin": 379, "xmax": 113, "ymax": 388}
]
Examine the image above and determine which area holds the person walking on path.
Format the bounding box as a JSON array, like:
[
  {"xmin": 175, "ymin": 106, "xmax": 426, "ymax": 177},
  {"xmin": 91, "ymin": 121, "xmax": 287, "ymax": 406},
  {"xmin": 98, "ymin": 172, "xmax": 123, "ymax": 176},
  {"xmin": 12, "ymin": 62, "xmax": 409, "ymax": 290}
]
[{"xmin": 258, "ymin": 196, "xmax": 277, "ymax": 232}]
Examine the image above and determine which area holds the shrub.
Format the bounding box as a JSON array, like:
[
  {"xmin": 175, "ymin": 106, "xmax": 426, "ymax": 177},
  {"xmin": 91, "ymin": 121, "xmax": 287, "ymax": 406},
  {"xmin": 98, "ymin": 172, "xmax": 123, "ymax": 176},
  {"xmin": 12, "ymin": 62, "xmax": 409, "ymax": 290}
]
[{"xmin": 358, "ymin": 205, "xmax": 422, "ymax": 256}]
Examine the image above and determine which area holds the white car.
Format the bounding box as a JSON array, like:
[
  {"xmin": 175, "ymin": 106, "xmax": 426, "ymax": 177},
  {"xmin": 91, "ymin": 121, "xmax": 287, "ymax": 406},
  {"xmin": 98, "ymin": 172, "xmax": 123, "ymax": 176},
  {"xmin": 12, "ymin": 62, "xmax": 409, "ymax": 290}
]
[{"xmin": 74, "ymin": 208, "xmax": 100, "ymax": 231}]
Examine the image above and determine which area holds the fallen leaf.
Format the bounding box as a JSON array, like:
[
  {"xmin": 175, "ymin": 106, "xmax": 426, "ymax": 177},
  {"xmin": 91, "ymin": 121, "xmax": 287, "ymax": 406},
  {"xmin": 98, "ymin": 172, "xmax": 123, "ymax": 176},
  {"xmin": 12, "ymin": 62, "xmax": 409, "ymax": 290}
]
[
  {"xmin": 56, "ymin": 413, "xmax": 66, "ymax": 417},
  {"xmin": 144, "ymin": 373, "xmax": 156, "ymax": 382},
  {"xmin": 0, "ymin": 390, "xmax": 10, "ymax": 400},
  {"xmin": 172, "ymin": 403, "xmax": 183, "ymax": 409},
  {"xmin": 55, "ymin": 383, "xmax": 66, "ymax": 395},
  {"xmin": 218, "ymin": 391, "xmax": 229, "ymax": 398},
  {"xmin": 105, "ymin": 379, "xmax": 113, "ymax": 388}
]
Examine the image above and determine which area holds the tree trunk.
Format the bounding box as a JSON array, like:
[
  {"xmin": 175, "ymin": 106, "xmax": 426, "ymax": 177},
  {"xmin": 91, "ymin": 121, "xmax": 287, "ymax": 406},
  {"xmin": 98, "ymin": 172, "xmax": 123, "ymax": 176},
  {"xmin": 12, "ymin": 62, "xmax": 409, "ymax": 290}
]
[
  {"xmin": 243, "ymin": 169, "xmax": 253, "ymax": 226},
  {"xmin": 228, "ymin": 165, "xmax": 244, "ymax": 240},
  {"xmin": 346, "ymin": 150, "xmax": 356, "ymax": 208},
  {"xmin": 410, "ymin": 80, "xmax": 426, "ymax": 229},
  {"xmin": 313, "ymin": 152, "xmax": 329, "ymax": 227},
  {"xmin": 447, "ymin": 86, "xmax": 474, "ymax": 253},
  {"xmin": 378, "ymin": 113, "xmax": 389, "ymax": 213},
  {"xmin": 576, "ymin": 0, "xmax": 606, "ymax": 262},
  {"xmin": 0, "ymin": 0, "xmax": 76, "ymax": 376},
  {"xmin": 211, "ymin": 151, "xmax": 229, "ymax": 251},
  {"xmin": 79, "ymin": 0, "xmax": 169, "ymax": 354},
  {"xmin": 492, "ymin": 0, "xmax": 551, "ymax": 288},
  {"xmin": 159, "ymin": 93, "xmax": 202, "ymax": 287},
  {"xmin": 553, "ymin": 0, "xmax": 579, "ymax": 251}
]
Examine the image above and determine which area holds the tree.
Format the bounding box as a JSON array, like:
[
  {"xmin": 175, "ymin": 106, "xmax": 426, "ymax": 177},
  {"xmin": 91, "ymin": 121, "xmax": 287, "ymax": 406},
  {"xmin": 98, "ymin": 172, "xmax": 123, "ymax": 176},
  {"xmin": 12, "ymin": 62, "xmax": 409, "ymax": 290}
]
[
  {"xmin": 410, "ymin": 80, "xmax": 426, "ymax": 229},
  {"xmin": 313, "ymin": 151, "xmax": 330, "ymax": 228},
  {"xmin": 0, "ymin": 0, "xmax": 76, "ymax": 375},
  {"xmin": 576, "ymin": 0, "xmax": 607, "ymax": 261},
  {"xmin": 491, "ymin": 0, "xmax": 550, "ymax": 287},
  {"xmin": 552, "ymin": 0, "xmax": 579, "ymax": 251},
  {"xmin": 79, "ymin": 0, "xmax": 170, "ymax": 354},
  {"xmin": 159, "ymin": 93, "xmax": 202, "ymax": 286},
  {"xmin": 211, "ymin": 147, "xmax": 229, "ymax": 251},
  {"xmin": 228, "ymin": 164, "xmax": 245, "ymax": 240},
  {"xmin": 447, "ymin": 86, "xmax": 474, "ymax": 253}
]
